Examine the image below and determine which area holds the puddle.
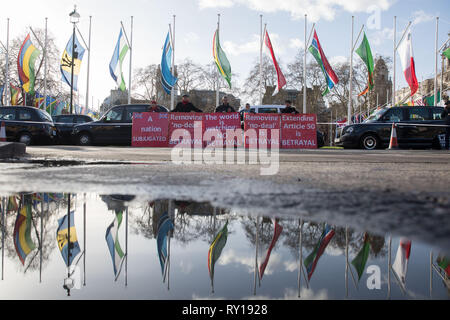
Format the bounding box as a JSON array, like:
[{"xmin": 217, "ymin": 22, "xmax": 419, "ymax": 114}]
[{"xmin": 0, "ymin": 192, "xmax": 448, "ymax": 300}]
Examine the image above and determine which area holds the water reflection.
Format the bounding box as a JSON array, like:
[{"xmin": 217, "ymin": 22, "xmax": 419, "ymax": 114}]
[{"xmin": 0, "ymin": 193, "xmax": 448, "ymax": 300}]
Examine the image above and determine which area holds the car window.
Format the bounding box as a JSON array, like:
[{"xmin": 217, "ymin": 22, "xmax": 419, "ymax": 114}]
[
  {"xmin": 258, "ymin": 108, "xmax": 278, "ymax": 113},
  {"xmin": 55, "ymin": 116, "xmax": 74, "ymax": 123},
  {"xmin": 432, "ymin": 108, "xmax": 444, "ymax": 120},
  {"xmin": 125, "ymin": 106, "xmax": 148, "ymax": 121},
  {"xmin": 76, "ymin": 116, "xmax": 93, "ymax": 124},
  {"xmin": 18, "ymin": 110, "xmax": 33, "ymax": 121},
  {"xmin": 382, "ymin": 108, "xmax": 404, "ymax": 122},
  {"xmin": 105, "ymin": 108, "xmax": 123, "ymax": 122},
  {"xmin": 0, "ymin": 108, "xmax": 16, "ymax": 120},
  {"xmin": 249, "ymin": 108, "xmax": 255, "ymax": 113},
  {"xmin": 37, "ymin": 109, "xmax": 53, "ymax": 122},
  {"xmin": 408, "ymin": 108, "xmax": 430, "ymax": 121}
]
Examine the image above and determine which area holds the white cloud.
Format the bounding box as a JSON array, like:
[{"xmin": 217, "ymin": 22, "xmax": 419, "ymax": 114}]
[
  {"xmin": 243, "ymin": 287, "xmax": 329, "ymax": 300},
  {"xmin": 289, "ymin": 38, "xmax": 305, "ymax": 49},
  {"xmin": 330, "ymin": 55, "xmax": 348, "ymax": 66},
  {"xmin": 411, "ymin": 10, "xmax": 436, "ymax": 26},
  {"xmin": 223, "ymin": 35, "xmax": 260, "ymax": 56},
  {"xmin": 197, "ymin": 0, "xmax": 395, "ymax": 22},
  {"xmin": 185, "ymin": 32, "xmax": 200, "ymax": 44}
]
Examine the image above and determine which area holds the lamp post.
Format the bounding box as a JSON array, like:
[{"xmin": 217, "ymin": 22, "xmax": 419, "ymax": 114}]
[{"xmin": 69, "ymin": 5, "xmax": 80, "ymax": 114}]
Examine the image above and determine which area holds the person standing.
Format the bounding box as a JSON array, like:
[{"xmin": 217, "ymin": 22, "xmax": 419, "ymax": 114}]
[
  {"xmin": 215, "ymin": 96, "xmax": 235, "ymax": 113},
  {"xmin": 172, "ymin": 94, "xmax": 203, "ymax": 113},
  {"xmin": 441, "ymin": 100, "xmax": 450, "ymax": 150},
  {"xmin": 281, "ymin": 100, "xmax": 299, "ymax": 114}
]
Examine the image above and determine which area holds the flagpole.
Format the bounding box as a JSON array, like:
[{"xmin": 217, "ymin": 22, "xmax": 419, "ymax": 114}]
[
  {"xmin": 348, "ymin": 16, "xmax": 354, "ymax": 126},
  {"xmin": 392, "ymin": 16, "xmax": 396, "ymax": 107},
  {"xmin": 125, "ymin": 206, "xmax": 128, "ymax": 286},
  {"xmin": 434, "ymin": 17, "xmax": 439, "ymax": 106},
  {"xmin": 128, "ymin": 16, "xmax": 133, "ymax": 104},
  {"xmin": 43, "ymin": 18, "xmax": 48, "ymax": 113},
  {"xmin": 304, "ymin": 14, "xmax": 307, "ymax": 114},
  {"xmin": 5, "ymin": 18, "xmax": 10, "ymax": 106},
  {"xmin": 216, "ymin": 14, "xmax": 220, "ymax": 108},
  {"xmin": 259, "ymin": 15, "xmax": 263, "ymax": 105},
  {"xmin": 85, "ymin": 16, "xmax": 92, "ymax": 113},
  {"xmin": 83, "ymin": 193, "xmax": 86, "ymax": 286},
  {"xmin": 171, "ymin": 15, "xmax": 176, "ymax": 111}
]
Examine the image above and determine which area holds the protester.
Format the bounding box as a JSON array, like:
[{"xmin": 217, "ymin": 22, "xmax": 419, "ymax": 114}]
[
  {"xmin": 441, "ymin": 100, "xmax": 450, "ymax": 150},
  {"xmin": 281, "ymin": 100, "xmax": 299, "ymax": 114},
  {"xmin": 215, "ymin": 96, "xmax": 236, "ymax": 113},
  {"xmin": 172, "ymin": 94, "xmax": 203, "ymax": 113},
  {"xmin": 149, "ymin": 100, "xmax": 159, "ymax": 112}
]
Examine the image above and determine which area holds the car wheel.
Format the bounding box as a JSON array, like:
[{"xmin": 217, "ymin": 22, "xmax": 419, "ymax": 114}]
[
  {"xmin": 360, "ymin": 134, "xmax": 379, "ymax": 150},
  {"xmin": 78, "ymin": 133, "xmax": 92, "ymax": 146},
  {"xmin": 18, "ymin": 132, "xmax": 32, "ymax": 146}
]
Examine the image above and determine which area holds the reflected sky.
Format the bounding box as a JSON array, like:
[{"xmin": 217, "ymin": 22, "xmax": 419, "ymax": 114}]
[{"xmin": 0, "ymin": 193, "xmax": 448, "ymax": 300}]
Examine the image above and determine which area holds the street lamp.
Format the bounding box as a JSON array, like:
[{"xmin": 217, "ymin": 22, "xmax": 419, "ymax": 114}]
[{"xmin": 69, "ymin": 5, "xmax": 80, "ymax": 114}]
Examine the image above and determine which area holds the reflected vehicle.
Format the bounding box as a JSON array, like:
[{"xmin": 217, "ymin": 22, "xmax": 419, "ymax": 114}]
[
  {"xmin": 0, "ymin": 106, "xmax": 57, "ymax": 145},
  {"xmin": 71, "ymin": 104, "xmax": 169, "ymax": 146},
  {"xmin": 335, "ymin": 106, "xmax": 446, "ymax": 150},
  {"xmin": 52, "ymin": 114, "xmax": 94, "ymax": 145}
]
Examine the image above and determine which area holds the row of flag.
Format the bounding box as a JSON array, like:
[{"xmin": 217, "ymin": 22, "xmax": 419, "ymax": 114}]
[{"xmin": 3, "ymin": 196, "xmax": 449, "ymax": 293}]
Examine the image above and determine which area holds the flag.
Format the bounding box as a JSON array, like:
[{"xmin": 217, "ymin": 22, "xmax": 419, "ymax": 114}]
[
  {"xmin": 17, "ymin": 34, "xmax": 40, "ymax": 94},
  {"xmin": 392, "ymin": 238, "xmax": 411, "ymax": 288},
  {"xmin": 10, "ymin": 84, "xmax": 20, "ymax": 105},
  {"xmin": 304, "ymin": 224, "xmax": 335, "ymax": 281},
  {"xmin": 424, "ymin": 91, "xmax": 440, "ymax": 106},
  {"xmin": 415, "ymin": 97, "xmax": 425, "ymax": 106},
  {"xmin": 351, "ymin": 233, "xmax": 371, "ymax": 280},
  {"xmin": 443, "ymin": 47, "xmax": 450, "ymax": 60},
  {"xmin": 105, "ymin": 210, "xmax": 125, "ymax": 278},
  {"xmin": 264, "ymin": 30, "xmax": 286, "ymax": 96},
  {"xmin": 208, "ymin": 221, "xmax": 229, "ymax": 286},
  {"xmin": 398, "ymin": 30, "xmax": 418, "ymax": 97},
  {"xmin": 34, "ymin": 92, "xmax": 45, "ymax": 108},
  {"xmin": 309, "ymin": 30, "xmax": 339, "ymax": 96},
  {"xmin": 54, "ymin": 101, "xmax": 67, "ymax": 116},
  {"xmin": 109, "ymin": 28, "xmax": 129, "ymax": 91},
  {"xmin": 56, "ymin": 211, "xmax": 81, "ymax": 266},
  {"xmin": 60, "ymin": 33, "xmax": 86, "ymax": 92},
  {"xmin": 213, "ymin": 28, "xmax": 232, "ymax": 89},
  {"xmin": 356, "ymin": 33, "xmax": 374, "ymax": 96},
  {"xmin": 13, "ymin": 202, "xmax": 36, "ymax": 265},
  {"xmin": 156, "ymin": 212, "xmax": 174, "ymax": 277},
  {"xmin": 259, "ymin": 219, "xmax": 283, "ymax": 280},
  {"xmin": 437, "ymin": 255, "xmax": 450, "ymax": 277},
  {"xmin": 161, "ymin": 32, "xmax": 178, "ymax": 95},
  {"xmin": 0, "ymin": 85, "xmax": 4, "ymax": 105}
]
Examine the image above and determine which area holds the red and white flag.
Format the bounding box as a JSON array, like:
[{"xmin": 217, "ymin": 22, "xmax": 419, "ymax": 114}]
[
  {"xmin": 259, "ymin": 219, "xmax": 283, "ymax": 280},
  {"xmin": 392, "ymin": 238, "xmax": 412, "ymax": 288},
  {"xmin": 398, "ymin": 31, "xmax": 418, "ymax": 97},
  {"xmin": 264, "ymin": 30, "xmax": 286, "ymax": 96}
]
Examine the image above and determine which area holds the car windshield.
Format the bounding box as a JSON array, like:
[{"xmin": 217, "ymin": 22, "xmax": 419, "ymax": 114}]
[
  {"xmin": 37, "ymin": 109, "xmax": 54, "ymax": 123},
  {"xmin": 364, "ymin": 108, "xmax": 386, "ymax": 123}
]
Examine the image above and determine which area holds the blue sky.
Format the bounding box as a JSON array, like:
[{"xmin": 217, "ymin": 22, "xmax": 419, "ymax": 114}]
[{"xmin": 1, "ymin": 0, "xmax": 449, "ymax": 109}]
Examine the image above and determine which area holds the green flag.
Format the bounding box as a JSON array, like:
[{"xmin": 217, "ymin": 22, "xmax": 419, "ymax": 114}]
[
  {"xmin": 356, "ymin": 33, "xmax": 374, "ymax": 96},
  {"xmin": 351, "ymin": 233, "xmax": 370, "ymax": 280},
  {"xmin": 213, "ymin": 29, "xmax": 232, "ymax": 88},
  {"xmin": 443, "ymin": 47, "xmax": 450, "ymax": 60}
]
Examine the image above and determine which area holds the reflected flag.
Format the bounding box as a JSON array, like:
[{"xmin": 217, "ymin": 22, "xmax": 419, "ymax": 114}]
[
  {"xmin": 264, "ymin": 30, "xmax": 286, "ymax": 96},
  {"xmin": 308, "ymin": 30, "xmax": 339, "ymax": 96},
  {"xmin": 304, "ymin": 224, "xmax": 335, "ymax": 281},
  {"xmin": 109, "ymin": 28, "xmax": 129, "ymax": 91},
  {"xmin": 7, "ymin": 196, "xmax": 19, "ymax": 213},
  {"xmin": 13, "ymin": 202, "xmax": 36, "ymax": 265},
  {"xmin": 161, "ymin": 31, "xmax": 178, "ymax": 95},
  {"xmin": 56, "ymin": 211, "xmax": 81, "ymax": 266},
  {"xmin": 17, "ymin": 34, "xmax": 40, "ymax": 94},
  {"xmin": 351, "ymin": 233, "xmax": 371, "ymax": 280},
  {"xmin": 437, "ymin": 255, "xmax": 450, "ymax": 277},
  {"xmin": 60, "ymin": 33, "xmax": 86, "ymax": 92},
  {"xmin": 213, "ymin": 28, "xmax": 232, "ymax": 89},
  {"xmin": 259, "ymin": 219, "xmax": 283, "ymax": 280},
  {"xmin": 156, "ymin": 212, "xmax": 174, "ymax": 277},
  {"xmin": 208, "ymin": 221, "xmax": 229, "ymax": 287},
  {"xmin": 105, "ymin": 210, "xmax": 125, "ymax": 278},
  {"xmin": 392, "ymin": 238, "xmax": 411, "ymax": 288}
]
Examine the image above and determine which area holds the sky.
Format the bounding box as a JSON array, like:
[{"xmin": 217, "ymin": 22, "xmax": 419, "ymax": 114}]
[{"xmin": 1, "ymin": 0, "xmax": 449, "ymax": 111}]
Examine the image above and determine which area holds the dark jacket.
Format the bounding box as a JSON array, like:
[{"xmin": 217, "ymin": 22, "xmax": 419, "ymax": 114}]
[
  {"xmin": 172, "ymin": 102, "xmax": 203, "ymax": 113},
  {"xmin": 215, "ymin": 104, "xmax": 236, "ymax": 113},
  {"xmin": 442, "ymin": 107, "xmax": 450, "ymax": 125},
  {"xmin": 281, "ymin": 106, "xmax": 299, "ymax": 114}
]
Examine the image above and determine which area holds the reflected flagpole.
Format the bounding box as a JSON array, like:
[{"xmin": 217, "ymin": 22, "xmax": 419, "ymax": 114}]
[
  {"xmin": 125, "ymin": 206, "xmax": 128, "ymax": 286},
  {"xmin": 297, "ymin": 219, "xmax": 303, "ymax": 297},
  {"xmin": 253, "ymin": 216, "xmax": 259, "ymax": 295},
  {"xmin": 39, "ymin": 193, "xmax": 44, "ymax": 283},
  {"xmin": 387, "ymin": 235, "xmax": 391, "ymax": 299},
  {"xmin": 345, "ymin": 227, "xmax": 349, "ymax": 298},
  {"xmin": 1, "ymin": 197, "xmax": 5, "ymax": 280},
  {"xmin": 83, "ymin": 193, "xmax": 86, "ymax": 286},
  {"xmin": 167, "ymin": 200, "xmax": 174, "ymax": 291},
  {"xmin": 430, "ymin": 250, "xmax": 433, "ymax": 298}
]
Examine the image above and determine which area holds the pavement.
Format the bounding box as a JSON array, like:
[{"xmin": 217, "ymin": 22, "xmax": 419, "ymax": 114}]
[
  {"xmin": 0, "ymin": 145, "xmax": 450, "ymax": 251},
  {"xmin": 0, "ymin": 142, "xmax": 26, "ymax": 159}
]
